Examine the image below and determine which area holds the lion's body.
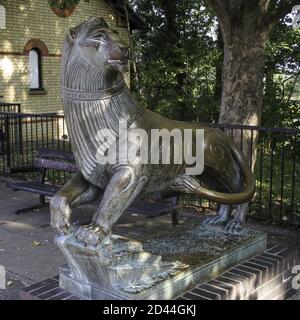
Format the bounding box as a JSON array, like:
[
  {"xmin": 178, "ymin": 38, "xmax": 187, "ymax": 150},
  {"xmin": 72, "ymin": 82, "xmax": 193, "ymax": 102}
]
[
  {"xmin": 50, "ymin": 17, "xmax": 256, "ymax": 245},
  {"xmin": 63, "ymin": 81, "xmax": 244, "ymax": 196}
]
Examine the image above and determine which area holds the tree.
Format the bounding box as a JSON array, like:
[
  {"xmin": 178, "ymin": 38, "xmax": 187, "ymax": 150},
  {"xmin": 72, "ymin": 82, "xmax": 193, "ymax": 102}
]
[
  {"xmin": 204, "ymin": 0, "xmax": 299, "ymax": 164},
  {"xmin": 263, "ymin": 15, "xmax": 300, "ymax": 129},
  {"xmin": 131, "ymin": 0, "xmax": 221, "ymax": 122},
  {"xmin": 130, "ymin": 1, "xmax": 299, "ymax": 149}
]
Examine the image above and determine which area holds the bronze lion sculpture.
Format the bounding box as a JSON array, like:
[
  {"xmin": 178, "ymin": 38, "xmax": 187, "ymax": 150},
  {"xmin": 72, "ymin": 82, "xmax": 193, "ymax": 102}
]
[{"xmin": 50, "ymin": 17, "xmax": 255, "ymax": 245}]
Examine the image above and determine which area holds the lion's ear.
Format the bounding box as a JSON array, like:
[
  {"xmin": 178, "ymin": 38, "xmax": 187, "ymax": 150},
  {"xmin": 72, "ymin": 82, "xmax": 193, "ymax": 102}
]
[
  {"xmin": 68, "ymin": 28, "xmax": 77, "ymax": 42},
  {"xmin": 99, "ymin": 18, "xmax": 109, "ymax": 28},
  {"xmin": 85, "ymin": 17, "xmax": 109, "ymax": 28}
]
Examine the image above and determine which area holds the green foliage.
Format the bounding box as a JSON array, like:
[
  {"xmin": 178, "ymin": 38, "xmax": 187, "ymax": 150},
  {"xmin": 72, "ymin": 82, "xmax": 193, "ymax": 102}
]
[
  {"xmin": 130, "ymin": 0, "xmax": 299, "ymax": 128},
  {"xmin": 48, "ymin": 0, "xmax": 80, "ymax": 9},
  {"xmin": 130, "ymin": 0, "xmax": 221, "ymax": 123},
  {"xmin": 263, "ymin": 15, "xmax": 300, "ymax": 129}
]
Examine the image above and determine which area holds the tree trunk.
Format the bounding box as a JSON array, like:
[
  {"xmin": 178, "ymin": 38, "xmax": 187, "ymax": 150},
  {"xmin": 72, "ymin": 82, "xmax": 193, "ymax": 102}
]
[
  {"xmin": 215, "ymin": 26, "xmax": 223, "ymax": 100},
  {"xmin": 219, "ymin": 29, "xmax": 269, "ymax": 168}
]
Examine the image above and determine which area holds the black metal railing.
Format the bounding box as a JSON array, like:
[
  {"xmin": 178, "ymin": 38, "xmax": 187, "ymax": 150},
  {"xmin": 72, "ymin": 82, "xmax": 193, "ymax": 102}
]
[
  {"xmin": 0, "ymin": 103, "xmax": 22, "ymax": 160},
  {"xmin": 0, "ymin": 102, "xmax": 21, "ymax": 113},
  {"xmin": 180, "ymin": 123, "xmax": 300, "ymax": 227},
  {"xmin": 0, "ymin": 111, "xmax": 71, "ymax": 185},
  {"xmin": 0, "ymin": 109, "xmax": 299, "ymax": 227}
]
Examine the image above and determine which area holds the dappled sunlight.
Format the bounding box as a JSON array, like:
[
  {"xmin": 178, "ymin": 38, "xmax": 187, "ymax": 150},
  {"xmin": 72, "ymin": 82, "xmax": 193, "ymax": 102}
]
[
  {"xmin": 182, "ymin": 269, "xmax": 194, "ymax": 287},
  {"xmin": 248, "ymin": 113, "xmax": 259, "ymax": 126},
  {"xmin": 21, "ymin": 72, "xmax": 29, "ymax": 85},
  {"xmin": 54, "ymin": 48, "xmax": 62, "ymax": 55},
  {"xmin": 7, "ymin": 84, "xmax": 15, "ymax": 101},
  {"xmin": 2, "ymin": 40, "xmax": 12, "ymax": 51},
  {"xmin": 0, "ymin": 220, "xmax": 37, "ymax": 232},
  {"xmin": 242, "ymin": 277, "xmax": 257, "ymax": 300},
  {"xmin": 16, "ymin": 59, "xmax": 27, "ymax": 74},
  {"xmin": 0, "ymin": 56, "xmax": 13, "ymax": 79},
  {"xmin": 116, "ymin": 222, "xmax": 136, "ymax": 228},
  {"xmin": 24, "ymin": 26, "xmax": 30, "ymax": 37},
  {"xmin": 243, "ymin": 273, "xmax": 284, "ymax": 300},
  {"xmin": 161, "ymin": 279, "xmax": 174, "ymax": 299},
  {"xmin": 21, "ymin": 88, "xmax": 28, "ymax": 102}
]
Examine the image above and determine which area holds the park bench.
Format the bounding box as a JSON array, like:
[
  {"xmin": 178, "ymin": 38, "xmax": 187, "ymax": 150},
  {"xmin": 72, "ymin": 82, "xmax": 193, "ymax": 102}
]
[
  {"xmin": 6, "ymin": 149, "xmax": 77, "ymax": 214},
  {"xmin": 6, "ymin": 149, "xmax": 179, "ymax": 225}
]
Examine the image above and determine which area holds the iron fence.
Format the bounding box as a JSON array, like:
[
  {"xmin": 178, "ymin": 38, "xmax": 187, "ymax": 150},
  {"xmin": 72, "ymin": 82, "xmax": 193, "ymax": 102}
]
[
  {"xmin": 0, "ymin": 102, "xmax": 21, "ymax": 113},
  {"xmin": 180, "ymin": 123, "xmax": 300, "ymax": 227},
  {"xmin": 0, "ymin": 110, "xmax": 71, "ymax": 185},
  {"xmin": 0, "ymin": 103, "xmax": 22, "ymax": 159},
  {"xmin": 0, "ymin": 108, "xmax": 299, "ymax": 227}
]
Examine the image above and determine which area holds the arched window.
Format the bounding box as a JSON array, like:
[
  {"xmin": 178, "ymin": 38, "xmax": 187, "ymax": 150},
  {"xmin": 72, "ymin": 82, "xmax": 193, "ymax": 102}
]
[
  {"xmin": 24, "ymin": 39, "xmax": 48, "ymax": 93},
  {"xmin": 29, "ymin": 49, "xmax": 42, "ymax": 90},
  {"xmin": 0, "ymin": 5, "xmax": 6, "ymax": 30}
]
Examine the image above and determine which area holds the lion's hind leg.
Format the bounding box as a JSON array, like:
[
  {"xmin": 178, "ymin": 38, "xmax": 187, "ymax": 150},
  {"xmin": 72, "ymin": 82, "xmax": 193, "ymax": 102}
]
[
  {"xmin": 225, "ymin": 203, "xmax": 248, "ymax": 234},
  {"xmin": 170, "ymin": 175, "xmax": 246, "ymax": 231},
  {"xmin": 203, "ymin": 204, "xmax": 231, "ymax": 226},
  {"xmin": 71, "ymin": 184, "xmax": 102, "ymax": 208}
]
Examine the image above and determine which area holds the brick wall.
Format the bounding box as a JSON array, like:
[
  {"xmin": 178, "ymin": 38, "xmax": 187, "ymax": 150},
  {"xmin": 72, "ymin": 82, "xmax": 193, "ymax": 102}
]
[
  {"xmin": 0, "ymin": 0, "xmax": 130, "ymax": 113},
  {"xmin": 178, "ymin": 244, "xmax": 300, "ymax": 300}
]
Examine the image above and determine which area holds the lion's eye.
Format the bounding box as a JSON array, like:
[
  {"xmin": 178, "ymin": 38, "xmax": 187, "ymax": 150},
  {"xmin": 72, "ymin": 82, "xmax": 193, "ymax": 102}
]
[
  {"xmin": 98, "ymin": 37, "xmax": 107, "ymax": 45},
  {"xmin": 92, "ymin": 33, "xmax": 105, "ymax": 39},
  {"xmin": 91, "ymin": 33, "xmax": 107, "ymax": 45},
  {"xmin": 90, "ymin": 30, "xmax": 105, "ymax": 39},
  {"xmin": 80, "ymin": 30, "xmax": 109, "ymax": 47},
  {"xmin": 79, "ymin": 38, "xmax": 105, "ymax": 48}
]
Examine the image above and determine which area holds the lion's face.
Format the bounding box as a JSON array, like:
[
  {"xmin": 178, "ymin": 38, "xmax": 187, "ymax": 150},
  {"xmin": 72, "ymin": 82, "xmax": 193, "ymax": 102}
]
[{"xmin": 67, "ymin": 17, "xmax": 129, "ymax": 74}]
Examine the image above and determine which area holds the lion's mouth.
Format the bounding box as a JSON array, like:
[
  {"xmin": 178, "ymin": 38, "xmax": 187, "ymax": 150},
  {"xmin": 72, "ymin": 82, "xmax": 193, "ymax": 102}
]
[{"xmin": 107, "ymin": 59, "xmax": 128, "ymax": 65}]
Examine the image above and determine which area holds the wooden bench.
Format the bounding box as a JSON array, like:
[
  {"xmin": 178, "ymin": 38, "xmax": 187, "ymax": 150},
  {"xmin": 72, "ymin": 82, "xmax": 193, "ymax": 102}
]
[
  {"xmin": 6, "ymin": 149, "xmax": 179, "ymax": 225},
  {"xmin": 128, "ymin": 196, "xmax": 179, "ymax": 226},
  {"xmin": 6, "ymin": 149, "xmax": 77, "ymax": 214}
]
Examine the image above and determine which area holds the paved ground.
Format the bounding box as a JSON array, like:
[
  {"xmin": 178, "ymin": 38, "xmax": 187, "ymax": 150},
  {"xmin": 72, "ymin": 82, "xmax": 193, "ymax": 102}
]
[
  {"xmin": 0, "ymin": 178, "xmax": 299, "ymax": 300},
  {"xmin": 0, "ymin": 179, "xmax": 68, "ymax": 297},
  {"xmin": 0, "ymin": 178, "xmax": 184, "ymax": 299}
]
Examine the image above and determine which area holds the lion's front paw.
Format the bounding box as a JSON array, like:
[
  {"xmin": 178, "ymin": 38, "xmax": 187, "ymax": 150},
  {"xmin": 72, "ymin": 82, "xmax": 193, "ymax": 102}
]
[
  {"xmin": 50, "ymin": 196, "xmax": 71, "ymax": 235},
  {"xmin": 75, "ymin": 224, "xmax": 108, "ymax": 246}
]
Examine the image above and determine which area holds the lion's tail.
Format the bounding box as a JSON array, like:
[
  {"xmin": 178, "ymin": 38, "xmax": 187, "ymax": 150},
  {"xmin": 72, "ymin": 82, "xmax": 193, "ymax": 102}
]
[
  {"xmin": 172, "ymin": 136, "xmax": 255, "ymax": 205},
  {"xmin": 195, "ymin": 137, "xmax": 255, "ymax": 205}
]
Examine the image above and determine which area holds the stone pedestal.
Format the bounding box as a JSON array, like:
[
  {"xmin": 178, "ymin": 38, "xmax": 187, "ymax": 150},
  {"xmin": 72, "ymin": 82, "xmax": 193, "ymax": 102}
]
[{"xmin": 56, "ymin": 221, "xmax": 267, "ymax": 300}]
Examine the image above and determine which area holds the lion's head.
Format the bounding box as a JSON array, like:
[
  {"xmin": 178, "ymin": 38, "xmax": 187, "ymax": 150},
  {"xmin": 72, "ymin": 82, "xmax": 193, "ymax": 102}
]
[{"xmin": 63, "ymin": 17, "xmax": 129, "ymax": 75}]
